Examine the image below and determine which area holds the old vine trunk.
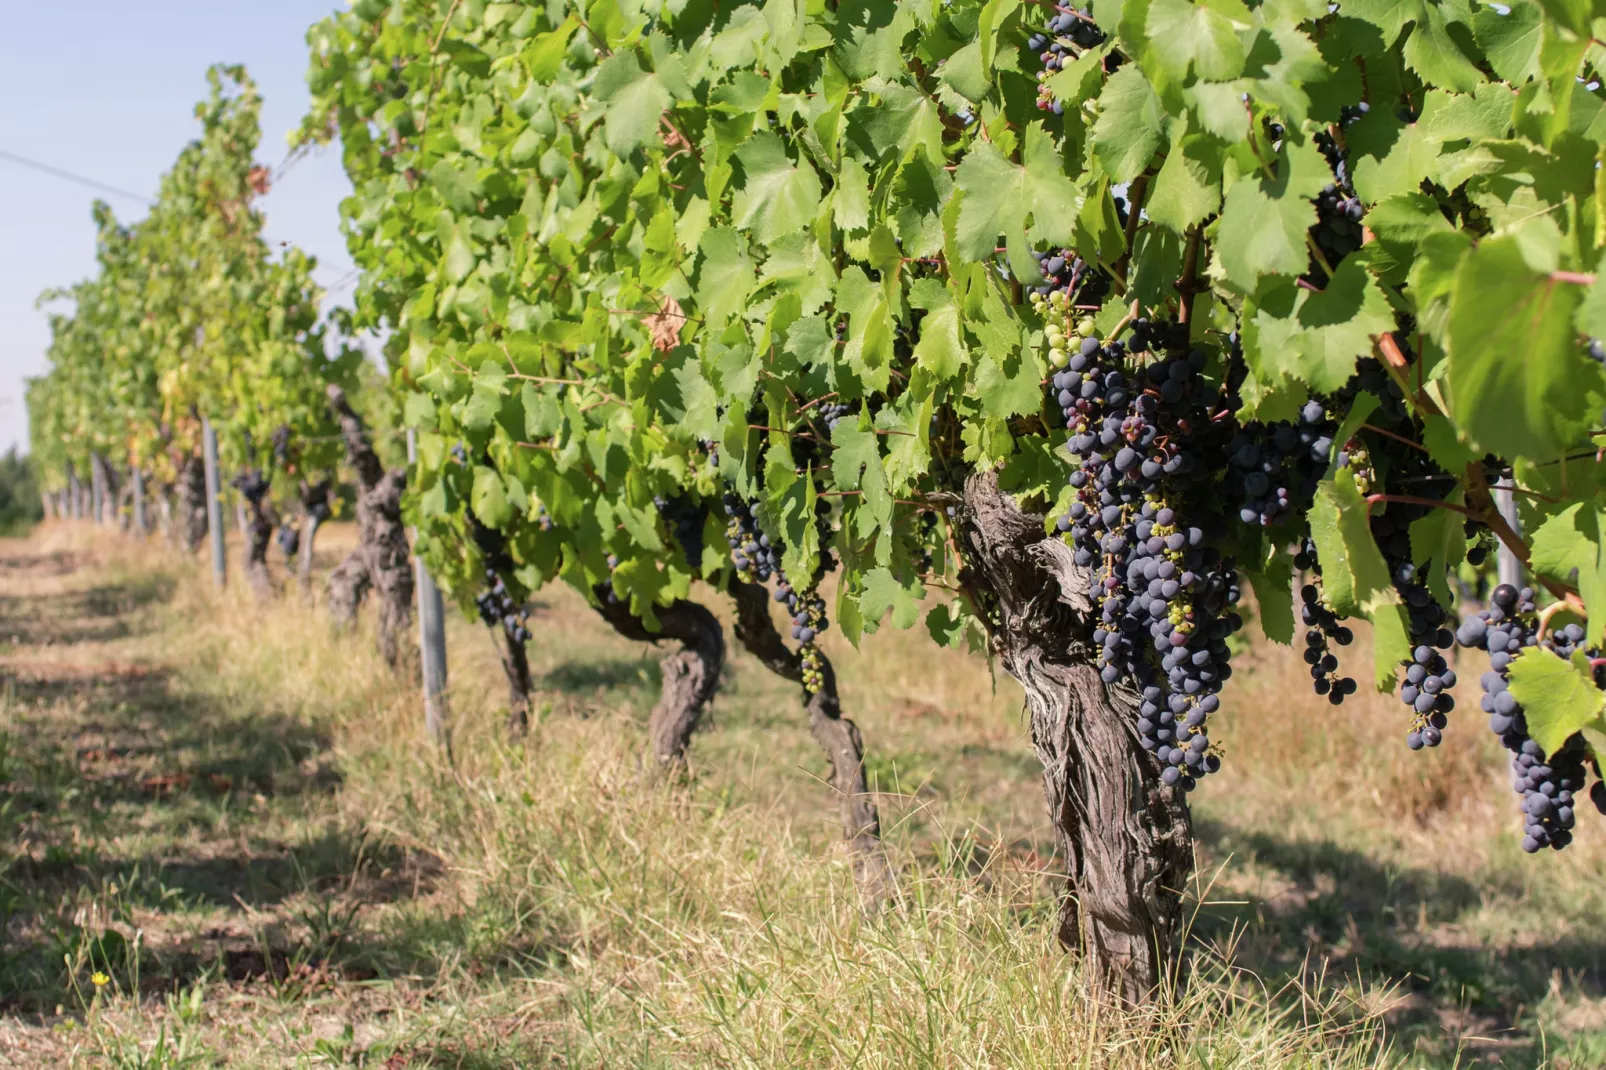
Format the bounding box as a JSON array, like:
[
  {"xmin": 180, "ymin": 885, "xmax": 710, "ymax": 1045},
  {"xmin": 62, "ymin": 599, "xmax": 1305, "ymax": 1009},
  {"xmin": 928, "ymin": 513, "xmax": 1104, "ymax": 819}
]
[
  {"xmin": 957, "ymin": 471, "xmax": 1193, "ymax": 1007},
  {"xmin": 593, "ymin": 597, "xmax": 724, "ymax": 771},
  {"xmin": 175, "ymin": 454, "xmax": 208, "ymax": 553},
  {"xmin": 728, "ymin": 578, "xmax": 892, "ymax": 900},
  {"xmin": 297, "ymin": 480, "xmax": 330, "ymax": 597},
  {"xmin": 242, "ymin": 494, "xmax": 278, "ymax": 601},
  {"xmin": 498, "ymin": 627, "xmax": 534, "ymax": 737},
  {"xmin": 325, "ymin": 385, "xmax": 413, "ymax": 669}
]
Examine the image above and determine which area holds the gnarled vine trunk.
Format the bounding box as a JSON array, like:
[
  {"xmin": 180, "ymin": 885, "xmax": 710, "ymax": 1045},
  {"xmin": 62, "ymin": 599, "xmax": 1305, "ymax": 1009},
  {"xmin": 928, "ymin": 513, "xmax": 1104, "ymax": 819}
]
[
  {"xmin": 175, "ymin": 454, "xmax": 209, "ymax": 553},
  {"xmin": 242, "ymin": 493, "xmax": 278, "ymax": 601},
  {"xmin": 497, "ymin": 626, "xmax": 534, "ymax": 737},
  {"xmin": 728, "ymin": 578, "xmax": 891, "ymax": 899},
  {"xmin": 956, "ymin": 471, "xmax": 1193, "ymax": 1008},
  {"xmin": 325, "ymin": 385, "xmax": 414, "ymax": 670},
  {"xmin": 592, "ymin": 596, "xmax": 725, "ymax": 771},
  {"xmin": 297, "ymin": 480, "xmax": 330, "ymax": 597}
]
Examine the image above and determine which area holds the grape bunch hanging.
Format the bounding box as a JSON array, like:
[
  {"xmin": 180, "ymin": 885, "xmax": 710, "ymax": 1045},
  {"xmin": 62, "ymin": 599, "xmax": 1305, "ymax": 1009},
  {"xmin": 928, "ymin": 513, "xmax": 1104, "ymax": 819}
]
[
  {"xmin": 722, "ymin": 490, "xmax": 833, "ymax": 694},
  {"xmin": 475, "ymin": 566, "xmax": 531, "ymax": 644},
  {"xmin": 1036, "ymin": 286, "xmax": 1241, "ymax": 791},
  {"xmin": 1459, "ymin": 584, "xmax": 1605, "ymax": 853}
]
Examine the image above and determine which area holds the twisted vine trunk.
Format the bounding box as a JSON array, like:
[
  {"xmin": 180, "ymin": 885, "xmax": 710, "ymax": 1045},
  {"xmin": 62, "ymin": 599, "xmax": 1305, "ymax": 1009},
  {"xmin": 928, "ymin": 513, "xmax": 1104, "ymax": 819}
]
[
  {"xmin": 297, "ymin": 480, "xmax": 330, "ymax": 597},
  {"xmin": 242, "ymin": 494, "xmax": 278, "ymax": 601},
  {"xmin": 497, "ymin": 627, "xmax": 534, "ymax": 737},
  {"xmin": 956, "ymin": 471, "xmax": 1193, "ymax": 1008},
  {"xmin": 728, "ymin": 578, "xmax": 892, "ymax": 900},
  {"xmin": 325, "ymin": 386, "xmax": 414, "ymax": 670},
  {"xmin": 593, "ymin": 596, "xmax": 725, "ymax": 770},
  {"xmin": 175, "ymin": 454, "xmax": 209, "ymax": 553}
]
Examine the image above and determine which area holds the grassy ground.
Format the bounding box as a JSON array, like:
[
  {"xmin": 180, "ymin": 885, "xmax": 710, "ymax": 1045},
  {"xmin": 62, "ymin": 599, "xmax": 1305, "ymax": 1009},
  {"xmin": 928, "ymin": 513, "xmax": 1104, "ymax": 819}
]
[{"xmin": 2, "ymin": 523, "xmax": 1605, "ymax": 1068}]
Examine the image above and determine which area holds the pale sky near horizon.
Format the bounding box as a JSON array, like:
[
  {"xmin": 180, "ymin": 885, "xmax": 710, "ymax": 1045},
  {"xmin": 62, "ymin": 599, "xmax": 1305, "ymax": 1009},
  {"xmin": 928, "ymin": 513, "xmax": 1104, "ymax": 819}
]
[{"xmin": 0, "ymin": 1, "xmax": 361, "ymax": 458}]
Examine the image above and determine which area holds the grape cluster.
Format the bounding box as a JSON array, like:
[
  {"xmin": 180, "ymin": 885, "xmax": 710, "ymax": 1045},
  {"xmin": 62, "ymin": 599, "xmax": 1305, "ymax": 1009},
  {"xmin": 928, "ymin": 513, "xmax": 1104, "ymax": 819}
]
[
  {"xmin": 724, "ymin": 490, "xmax": 835, "ymax": 693},
  {"xmin": 654, "ymin": 495, "xmax": 706, "ymax": 567},
  {"xmin": 1309, "ymin": 110, "xmax": 1369, "ymax": 282},
  {"xmin": 816, "ymin": 400, "xmax": 858, "ymax": 432},
  {"xmin": 276, "ymin": 523, "xmax": 301, "ymax": 558},
  {"xmin": 1225, "ymin": 401, "xmax": 1334, "ymax": 528},
  {"xmin": 1030, "ymin": 249, "xmax": 1084, "ymax": 299},
  {"xmin": 599, "ymin": 554, "xmax": 622, "ymax": 606},
  {"xmin": 535, "ymin": 503, "xmax": 554, "ymax": 532},
  {"xmin": 1036, "ymin": 292, "xmax": 1240, "ymax": 789},
  {"xmin": 233, "ymin": 469, "xmax": 270, "ymax": 503},
  {"xmin": 1293, "ymin": 565, "xmax": 1358, "ymax": 703},
  {"xmin": 1459, "ymin": 584, "xmax": 1597, "ymax": 852},
  {"xmin": 475, "ymin": 566, "xmax": 531, "ymax": 644},
  {"xmin": 1026, "ymin": 9, "xmax": 1103, "ymax": 114}
]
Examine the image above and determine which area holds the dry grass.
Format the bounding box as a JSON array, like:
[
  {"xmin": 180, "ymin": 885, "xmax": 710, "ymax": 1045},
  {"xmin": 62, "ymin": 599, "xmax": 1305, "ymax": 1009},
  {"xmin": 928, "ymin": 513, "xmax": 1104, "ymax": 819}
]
[{"xmin": 1, "ymin": 522, "xmax": 1604, "ymax": 1067}]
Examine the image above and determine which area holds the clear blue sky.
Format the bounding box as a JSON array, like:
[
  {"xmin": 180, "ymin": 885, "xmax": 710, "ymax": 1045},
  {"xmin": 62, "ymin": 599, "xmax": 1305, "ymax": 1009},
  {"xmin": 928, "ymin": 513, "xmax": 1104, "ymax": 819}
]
[{"xmin": 0, "ymin": 1, "xmax": 359, "ymax": 457}]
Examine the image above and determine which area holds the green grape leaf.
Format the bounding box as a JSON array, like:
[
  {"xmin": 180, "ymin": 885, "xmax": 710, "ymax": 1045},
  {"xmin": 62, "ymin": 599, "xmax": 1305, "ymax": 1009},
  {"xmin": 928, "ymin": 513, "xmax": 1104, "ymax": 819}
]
[
  {"xmin": 831, "ymin": 420, "xmax": 893, "ymax": 530},
  {"xmin": 908, "ymin": 277, "xmax": 968, "ymax": 379},
  {"xmin": 1145, "ymin": 0, "xmax": 1246, "ymax": 82},
  {"xmin": 1248, "ymin": 260, "xmax": 1394, "ymax": 393},
  {"xmin": 953, "ymin": 131, "xmax": 1081, "ymax": 281},
  {"xmin": 1448, "ymin": 235, "xmax": 1596, "ymax": 462},
  {"xmin": 1408, "ymin": 488, "xmax": 1467, "ymax": 612},
  {"xmin": 1146, "ymin": 132, "xmax": 1222, "ymax": 236},
  {"xmin": 1400, "ymin": 1, "xmax": 1485, "ymax": 93},
  {"xmin": 1215, "ymin": 140, "xmax": 1328, "ymax": 289},
  {"xmin": 732, "ymin": 132, "xmax": 824, "ymax": 244},
  {"xmin": 859, "ymin": 565, "xmax": 924, "ymax": 630},
  {"xmin": 1246, "ymin": 552, "xmax": 1294, "ymax": 646},
  {"xmin": 695, "ymin": 228, "xmax": 756, "ymax": 326},
  {"xmin": 1507, "ymin": 646, "xmax": 1606, "ymax": 759},
  {"xmin": 472, "ymin": 465, "xmax": 513, "ymax": 529},
  {"xmin": 1092, "ymin": 65, "xmax": 1166, "ymax": 184},
  {"xmin": 1529, "ymin": 503, "xmax": 1606, "ymax": 644},
  {"xmin": 1309, "ymin": 466, "xmax": 1389, "ymax": 618},
  {"xmin": 591, "ymin": 52, "xmax": 670, "ymax": 156}
]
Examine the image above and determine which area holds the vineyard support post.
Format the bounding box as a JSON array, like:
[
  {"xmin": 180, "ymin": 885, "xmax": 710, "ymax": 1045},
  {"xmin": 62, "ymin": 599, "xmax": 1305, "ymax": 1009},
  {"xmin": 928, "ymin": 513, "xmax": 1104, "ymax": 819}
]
[
  {"xmin": 1494, "ymin": 477, "xmax": 1522, "ymax": 590},
  {"xmin": 132, "ymin": 468, "xmax": 146, "ymax": 537},
  {"xmin": 68, "ymin": 466, "xmax": 81, "ymax": 519},
  {"xmin": 203, "ymin": 417, "xmax": 227, "ymax": 588},
  {"xmin": 408, "ymin": 430, "xmax": 450, "ymax": 746}
]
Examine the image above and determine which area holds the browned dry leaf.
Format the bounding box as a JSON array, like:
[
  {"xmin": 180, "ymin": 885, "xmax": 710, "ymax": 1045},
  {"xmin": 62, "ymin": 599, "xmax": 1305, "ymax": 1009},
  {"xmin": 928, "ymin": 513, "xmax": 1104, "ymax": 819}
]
[
  {"xmin": 247, "ymin": 165, "xmax": 273, "ymax": 197},
  {"xmin": 645, "ymin": 295, "xmax": 685, "ymax": 353},
  {"xmin": 660, "ymin": 115, "xmax": 690, "ymax": 153}
]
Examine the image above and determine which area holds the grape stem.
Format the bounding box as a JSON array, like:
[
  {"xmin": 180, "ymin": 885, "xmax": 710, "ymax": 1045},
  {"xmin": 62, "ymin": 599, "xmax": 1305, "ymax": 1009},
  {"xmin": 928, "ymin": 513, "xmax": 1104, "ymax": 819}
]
[
  {"xmin": 1371, "ymin": 332, "xmax": 1439, "ymax": 415},
  {"xmin": 793, "ymin": 392, "xmax": 840, "ymax": 415},
  {"xmin": 1304, "ymin": 232, "xmax": 1335, "ymax": 280},
  {"xmin": 1551, "ymin": 271, "xmax": 1596, "ymax": 286},
  {"xmin": 1463, "ymin": 462, "xmax": 1590, "ymax": 617},
  {"xmin": 1176, "ymin": 226, "xmax": 1204, "ymax": 325},
  {"xmin": 1103, "ymin": 300, "xmax": 1140, "ymax": 346},
  {"xmin": 1536, "ymin": 598, "xmax": 1582, "ymax": 641},
  {"xmin": 1360, "ymin": 423, "xmax": 1429, "ymax": 453},
  {"xmin": 1112, "ymin": 173, "xmax": 1150, "ymax": 284},
  {"xmin": 1364, "ymin": 493, "xmax": 1475, "ymax": 520}
]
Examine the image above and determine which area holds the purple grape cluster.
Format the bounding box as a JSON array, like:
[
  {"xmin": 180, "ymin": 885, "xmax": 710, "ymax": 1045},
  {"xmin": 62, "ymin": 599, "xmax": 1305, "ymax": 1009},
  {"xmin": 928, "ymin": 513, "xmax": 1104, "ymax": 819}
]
[
  {"xmin": 1294, "ymin": 572, "xmax": 1357, "ymax": 704},
  {"xmin": 654, "ymin": 495, "xmax": 705, "ymax": 567},
  {"xmin": 1459, "ymin": 584, "xmax": 1597, "ymax": 852},
  {"xmin": 1025, "ymin": 10, "xmax": 1103, "ymax": 115},
  {"xmin": 724, "ymin": 490, "xmax": 834, "ymax": 693},
  {"xmin": 476, "ymin": 565, "xmax": 531, "ymax": 644},
  {"xmin": 1049, "ymin": 322, "xmax": 1240, "ymax": 790},
  {"xmin": 233, "ymin": 469, "xmax": 271, "ymax": 504},
  {"xmin": 1225, "ymin": 400, "xmax": 1334, "ymax": 528}
]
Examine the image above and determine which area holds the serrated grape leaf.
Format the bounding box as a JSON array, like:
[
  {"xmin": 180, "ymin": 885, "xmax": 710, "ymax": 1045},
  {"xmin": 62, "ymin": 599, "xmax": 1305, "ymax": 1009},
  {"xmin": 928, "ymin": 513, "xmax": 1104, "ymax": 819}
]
[
  {"xmin": 831, "ymin": 420, "xmax": 893, "ymax": 530},
  {"xmin": 1215, "ymin": 140, "xmax": 1328, "ymax": 289},
  {"xmin": 1351, "ymin": 120, "xmax": 1442, "ymax": 204},
  {"xmin": 695, "ymin": 228, "xmax": 755, "ymax": 326},
  {"xmin": 783, "ymin": 315, "xmax": 835, "ymax": 370},
  {"xmin": 1309, "ymin": 466, "xmax": 1391, "ymax": 618},
  {"xmin": 833, "ymin": 156, "xmax": 871, "ymax": 232},
  {"xmin": 1246, "ymin": 554, "xmax": 1294, "ymax": 646},
  {"xmin": 940, "ymin": 40, "xmax": 988, "ymax": 104},
  {"xmin": 908, "ymin": 277, "xmax": 968, "ymax": 379},
  {"xmin": 1408, "ymin": 488, "xmax": 1467, "ymax": 611},
  {"xmin": 859, "ymin": 565, "xmax": 924, "ymax": 630},
  {"xmin": 1418, "ymin": 413, "xmax": 1478, "ymax": 473},
  {"xmin": 1147, "ymin": 132, "xmax": 1222, "ymax": 235},
  {"xmin": 1363, "ymin": 191, "xmax": 1455, "ymax": 253},
  {"xmin": 1367, "ymin": 597, "xmax": 1415, "ymax": 692},
  {"xmin": 732, "ymin": 132, "xmax": 823, "ymax": 244},
  {"xmin": 927, "ymin": 602, "xmax": 967, "ymax": 648},
  {"xmin": 1470, "ymin": 1, "xmax": 1542, "ymax": 84},
  {"xmin": 1145, "ymin": 0, "xmax": 1245, "ymax": 81},
  {"xmin": 1248, "ymin": 260, "xmax": 1394, "ymax": 393},
  {"xmin": 472, "ymin": 465, "xmax": 513, "ymax": 529},
  {"xmin": 1507, "ymin": 646, "xmax": 1606, "ymax": 759},
  {"xmin": 1400, "ymin": 1, "xmax": 1484, "ymax": 93},
  {"xmin": 1092, "ymin": 65, "xmax": 1165, "ymax": 183},
  {"xmin": 591, "ymin": 52, "xmax": 669, "ymax": 156},
  {"xmin": 860, "ymin": 82, "xmax": 946, "ymax": 165},
  {"xmin": 1529, "ymin": 503, "xmax": 1606, "ymax": 644},
  {"xmin": 972, "ymin": 346, "xmax": 1042, "ymax": 419},
  {"xmin": 1448, "ymin": 235, "xmax": 1596, "ymax": 462},
  {"xmin": 953, "ymin": 130, "xmax": 1081, "ymax": 282}
]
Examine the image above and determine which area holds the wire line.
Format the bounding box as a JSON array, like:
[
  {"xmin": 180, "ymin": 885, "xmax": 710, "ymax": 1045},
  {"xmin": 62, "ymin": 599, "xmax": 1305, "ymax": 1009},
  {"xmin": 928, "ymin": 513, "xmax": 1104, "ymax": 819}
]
[{"xmin": 0, "ymin": 148, "xmax": 153, "ymax": 206}]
